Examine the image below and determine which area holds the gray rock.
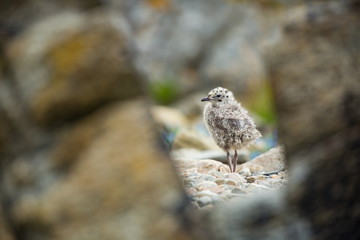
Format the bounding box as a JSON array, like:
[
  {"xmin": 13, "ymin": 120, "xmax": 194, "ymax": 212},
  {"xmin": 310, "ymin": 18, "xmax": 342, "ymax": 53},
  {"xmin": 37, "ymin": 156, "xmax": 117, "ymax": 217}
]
[
  {"xmin": 195, "ymin": 181, "xmax": 218, "ymax": 191},
  {"xmin": 200, "ymin": 174, "xmax": 217, "ymax": 182},
  {"xmin": 194, "ymin": 190, "xmax": 218, "ymax": 198},
  {"xmin": 238, "ymin": 146, "xmax": 285, "ymax": 174},
  {"xmin": 196, "ymin": 196, "xmax": 213, "ymax": 208},
  {"xmin": 215, "ymin": 179, "xmax": 226, "ymax": 185},
  {"xmin": 231, "ymin": 187, "xmax": 248, "ymax": 195}
]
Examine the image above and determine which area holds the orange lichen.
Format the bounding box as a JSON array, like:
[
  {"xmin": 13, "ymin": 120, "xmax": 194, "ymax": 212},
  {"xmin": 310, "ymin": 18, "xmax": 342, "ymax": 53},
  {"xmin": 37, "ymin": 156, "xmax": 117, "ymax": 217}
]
[{"xmin": 146, "ymin": 0, "xmax": 171, "ymax": 10}]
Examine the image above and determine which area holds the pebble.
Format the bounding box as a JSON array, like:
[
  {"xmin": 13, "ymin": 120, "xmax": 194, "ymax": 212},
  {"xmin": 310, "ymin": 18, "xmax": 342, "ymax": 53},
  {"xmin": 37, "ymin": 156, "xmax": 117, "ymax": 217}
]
[
  {"xmin": 201, "ymin": 174, "xmax": 217, "ymax": 182},
  {"xmin": 225, "ymin": 179, "xmax": 237, "ymax": 186},
  {"xmin": 231, "ymin": 187, "xmax": 247, "ymax": 194},
  {"xmin": 175, "ymin": 158, "xmax": 288, "ymax": 208},
  {"xmin": 196, "ymin": 196, "xmax": 213, "ymax": 207},
  {"xmin": 208, "ymin": 170, "xmax": 226, "ymax": 178},
  {"xmin": 195, "ymin": 190, "xmax": 218, "ymax": 198},
  {"xmin": 215, "ymin": 179, "xmax": 226, "ymax": 185},
  {"xmin": 196, "ymin": 181, "xmax": 218, "ymax": 191}
]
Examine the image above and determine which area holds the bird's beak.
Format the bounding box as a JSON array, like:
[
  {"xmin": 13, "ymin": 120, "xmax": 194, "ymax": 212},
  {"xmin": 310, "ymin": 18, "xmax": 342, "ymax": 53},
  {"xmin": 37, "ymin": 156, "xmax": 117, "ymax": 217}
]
[{"xmin": 201, "ymin": 97, "xmax": 210, "ymax": 102}]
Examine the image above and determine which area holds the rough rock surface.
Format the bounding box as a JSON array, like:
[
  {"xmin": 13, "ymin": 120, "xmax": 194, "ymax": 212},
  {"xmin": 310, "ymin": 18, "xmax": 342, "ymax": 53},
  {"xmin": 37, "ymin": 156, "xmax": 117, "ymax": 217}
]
[
  {"xmin": 6, "ymin": 100, "xmax": 191, "ymax": 240},
  {"xmin": 237, "ymin": 146, "xmax": 285, "ymax": 175},
  {"xmin": 0, "ymin": 8, "xmax": 195, "ymax": 240},
  {"xmin": 6, "ymin": 12, "xmax": 142, "ymax": 127}
]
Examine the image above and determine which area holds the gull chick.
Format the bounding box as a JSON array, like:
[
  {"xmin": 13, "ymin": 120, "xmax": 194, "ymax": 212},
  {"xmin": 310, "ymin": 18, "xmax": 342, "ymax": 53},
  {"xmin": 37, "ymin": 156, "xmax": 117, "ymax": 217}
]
[{"xmin": 201, "ymin": 87, "xmax": 261, "ymax": 172}]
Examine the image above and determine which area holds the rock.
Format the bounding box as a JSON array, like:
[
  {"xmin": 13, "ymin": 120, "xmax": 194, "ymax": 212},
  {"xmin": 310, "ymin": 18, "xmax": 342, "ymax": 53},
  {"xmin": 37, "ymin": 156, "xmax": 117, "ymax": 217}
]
[
  {"xmin": 1, "ymin": 7, "xmax": 198, "ymax": 238},
  {"xmin": 196, "ymin": 181, "xmax": 218, "ymax": 191},
  {"xmin": 246, "ymin": 177, "xmax": 256, "ymax": 183},
  {"xmin": 208, "ymin": 170, "xmax": 227, "ymax": 179},
  {"xmin": 7, "ymin": 12, "xmax": 143, "ymax": 127},
  {"xmin": 238, "ymin": 167, "xmax": 252, "ymax": 177},
  {"xmin": 231, "ymin": 188, "xmax": 247, "ymax": 195},
  {"xmin": 215, "ymin": 179, "xmax": 226, "ymax": 185},
  {"xmin": 196, "ymin": 196, "xmax": 213, "ymax": 208},
  {"xmin": 172, "ymin": 129, "xmax": 220, "ymax": 150},
  {"xmin": 172, "ymin": 149, "xmax": 223, "ymax": 160},
  {"xmin": 207, "ymin": 185, "xmax": 226, "ymax": 194},
  {"xmin": 195, "ymin": 3, "xmax": 360, "ymax": 236},
  {"xmin": 172, "ymin": 148, "xmax": 248, "ymax": 164},
  {"xmin": 267, "ymin": 5, "xmax": 360, "ymax": 156},
  {"xmin": 175, "ymin": 150, "xmax": 288, "ymax": 210},
  {"xmin": 151, "ymin": 105, "xmax": 189, "ymax": 129},
  {"xmin": 224, "ymin": 179, "xmax": 237, "ymax": 187},
  {"xmin": 200, "ymin": 175, "xmax": 217, "ymax": 182},
  {"xmin": 259, "ymin": 179, "xmax": 286, "ymax": 188},
  {"xmin": 5, "ymin": 100, "xmax": 193, "ymax": 240},
  {"xmin": 194, "ymin": 190, "xmax": 218, "ymax": 198},
  {"xmin": 197, "ymin": 160, "xmax": 230, "ymax": 174},
  {"xmin": 237, "ymin": 146, "xmax": 285, "ymax": 174},
  {"xmin": 173, "ymin": 158, "xmax": 230, "ymax": 176},
  {"xmin": 228, "ymin": 173, "xmax": 246, "ymax": 183},
  {"xmin": 0, "ymin": 206, "xmax": 14, "ymax": 240}
]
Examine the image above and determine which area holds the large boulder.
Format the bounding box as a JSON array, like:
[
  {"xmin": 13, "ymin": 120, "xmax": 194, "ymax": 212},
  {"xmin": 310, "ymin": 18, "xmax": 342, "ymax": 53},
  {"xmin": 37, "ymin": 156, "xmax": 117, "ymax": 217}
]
[
  {"xmin": 207, "ymin": 1, "xmax": 360, "ymax": 240},
  {"xmin": 0, "ymin": 8, "xmax": 196, "ymax": 240},
  {"xmin": 6, "ymin": 12, "xmax": 142, "ymax": 127},
  {"xmin": 269, "ymin": 3, "xmax": 360, "ymax": 239}
]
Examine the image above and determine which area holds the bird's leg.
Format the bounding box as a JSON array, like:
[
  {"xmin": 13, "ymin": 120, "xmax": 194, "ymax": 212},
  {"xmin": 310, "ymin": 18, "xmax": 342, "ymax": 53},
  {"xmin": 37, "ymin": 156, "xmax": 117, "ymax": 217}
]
[
  {"xmin": 226, "ymin": 150, "xmax": 233, "ymax": 172},
  {"xmin": 233, "ymin": 149, "xmax": 238, "ymax": 173}
]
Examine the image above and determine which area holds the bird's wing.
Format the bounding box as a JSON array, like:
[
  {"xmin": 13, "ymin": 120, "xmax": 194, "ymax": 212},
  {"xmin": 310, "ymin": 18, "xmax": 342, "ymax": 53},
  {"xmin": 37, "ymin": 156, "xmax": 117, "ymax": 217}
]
[{"xmin": 214, "ymin": 117, "xmax": 253, "ymax": 133}]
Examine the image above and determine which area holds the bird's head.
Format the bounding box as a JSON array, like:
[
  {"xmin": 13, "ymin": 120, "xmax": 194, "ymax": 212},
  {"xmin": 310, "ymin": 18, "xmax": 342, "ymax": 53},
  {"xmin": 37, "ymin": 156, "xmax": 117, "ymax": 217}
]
[{"xmin": 201, "ymin": 87, "xmax": 235, "ymax": 104}]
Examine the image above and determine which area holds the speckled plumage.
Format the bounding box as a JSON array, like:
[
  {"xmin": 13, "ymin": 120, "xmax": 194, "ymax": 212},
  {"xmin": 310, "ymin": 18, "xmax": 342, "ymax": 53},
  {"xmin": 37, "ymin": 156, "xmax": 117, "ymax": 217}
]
[{"xmin": 201, "ymin": 87, "xmax": 261, "ymax": 172}]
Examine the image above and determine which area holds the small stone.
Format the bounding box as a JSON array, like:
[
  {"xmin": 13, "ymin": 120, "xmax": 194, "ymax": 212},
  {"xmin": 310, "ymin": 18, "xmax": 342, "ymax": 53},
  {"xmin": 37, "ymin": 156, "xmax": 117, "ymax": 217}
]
[
  {"xmin": 239, "ymin": 167, "xmax": 251, "ymax": 177},
  {"xmin": 228, "ymin": 173, "xmax": 247, "ymax": 184},
  {"xmin": 183, "ymin": 179, "xmax": 195, "ymax": 188},
  {"xmin": 231, "ymin": 187, "xmax": 247, "ymax": 194},
  {"xmin": 225, "ymin": 179, "xmax": 237, "ymax": 186},
  {"xmin": 185, "ymin": 188, "xmax": 197, "ymax": 196},
  {"xmin": 196, "ymin": 181, "xmax": 218, "ymax": 191},
  {"xmin": 260, "ymin": 179, "xmax": 287, "ymax": 188},
  {"xmin": 278, "ymin": 171, "xmax": 287, "ymax": 179},
  {"xmin": 246, "ymin": 183, "xmax": 270, "ymax": 193},
  {"xmin": 200, "ymin": 174, "xmax": 217, "ymax": 182},
  {"xmin": 271, "ymin": 174, "xmax": 280, "ymax": 179},
  {"xmin": 215, "ymin": 179, "xmax": 226, "ymax": 185},
  {"xmin": 224, "ymin": 193, "xmax": 241, "ymax": 200},
  {"xmin": 182, "ymin": 168, "xmax": 198, "ymax": 176},
  {"xmin": 196, "ymin": 196, "xmax": 213, "ymax": 207},
  {"xmin": 208, "ymin": 170, "xmax": 226, "ymax": 178},
  {"xmin": 253, "ymin": 175, "xmax": 267, "ymax": 181},
  {"xmin": 208, "ymin": 185, "xmax": 225, "ymax": 194},
  {"xmin": 246, "ymin": 177, "xmax": 256, "ymax": 183},
  {"xmin": 195, "ymin": 190, "xmax": 218, "ymax": 198},
  {"xmin": 224, "ymin": 184, "xmax": 236, "ymax": 191}
]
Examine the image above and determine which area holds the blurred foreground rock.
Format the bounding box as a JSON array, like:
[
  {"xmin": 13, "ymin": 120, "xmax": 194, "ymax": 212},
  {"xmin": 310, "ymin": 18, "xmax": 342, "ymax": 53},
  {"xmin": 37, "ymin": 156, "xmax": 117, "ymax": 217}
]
[
  {"xmin": 0, "ymin": 8, "xmax": 196, "ymax": 240},
  {"xmin": 206, "ymin": 2, "xmax": 360, "ymax": 239},
  {"xmin": 267, "ymin": 1, "xmax": 360, "ymax": 239}
]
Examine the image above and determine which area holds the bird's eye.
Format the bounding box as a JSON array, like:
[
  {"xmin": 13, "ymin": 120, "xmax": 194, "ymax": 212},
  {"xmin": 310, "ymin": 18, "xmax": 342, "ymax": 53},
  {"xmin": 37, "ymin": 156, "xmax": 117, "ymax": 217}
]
[{"xmin": 216, "ymin": 95, "xmax": 221, "ymax": 98}]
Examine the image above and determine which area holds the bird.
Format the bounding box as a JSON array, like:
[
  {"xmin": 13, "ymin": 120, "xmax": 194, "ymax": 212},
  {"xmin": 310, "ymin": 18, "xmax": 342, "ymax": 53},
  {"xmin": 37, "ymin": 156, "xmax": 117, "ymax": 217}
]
[{"xmin": 201, "ymin": 87, "xmax": 261, "ymax": 172}]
